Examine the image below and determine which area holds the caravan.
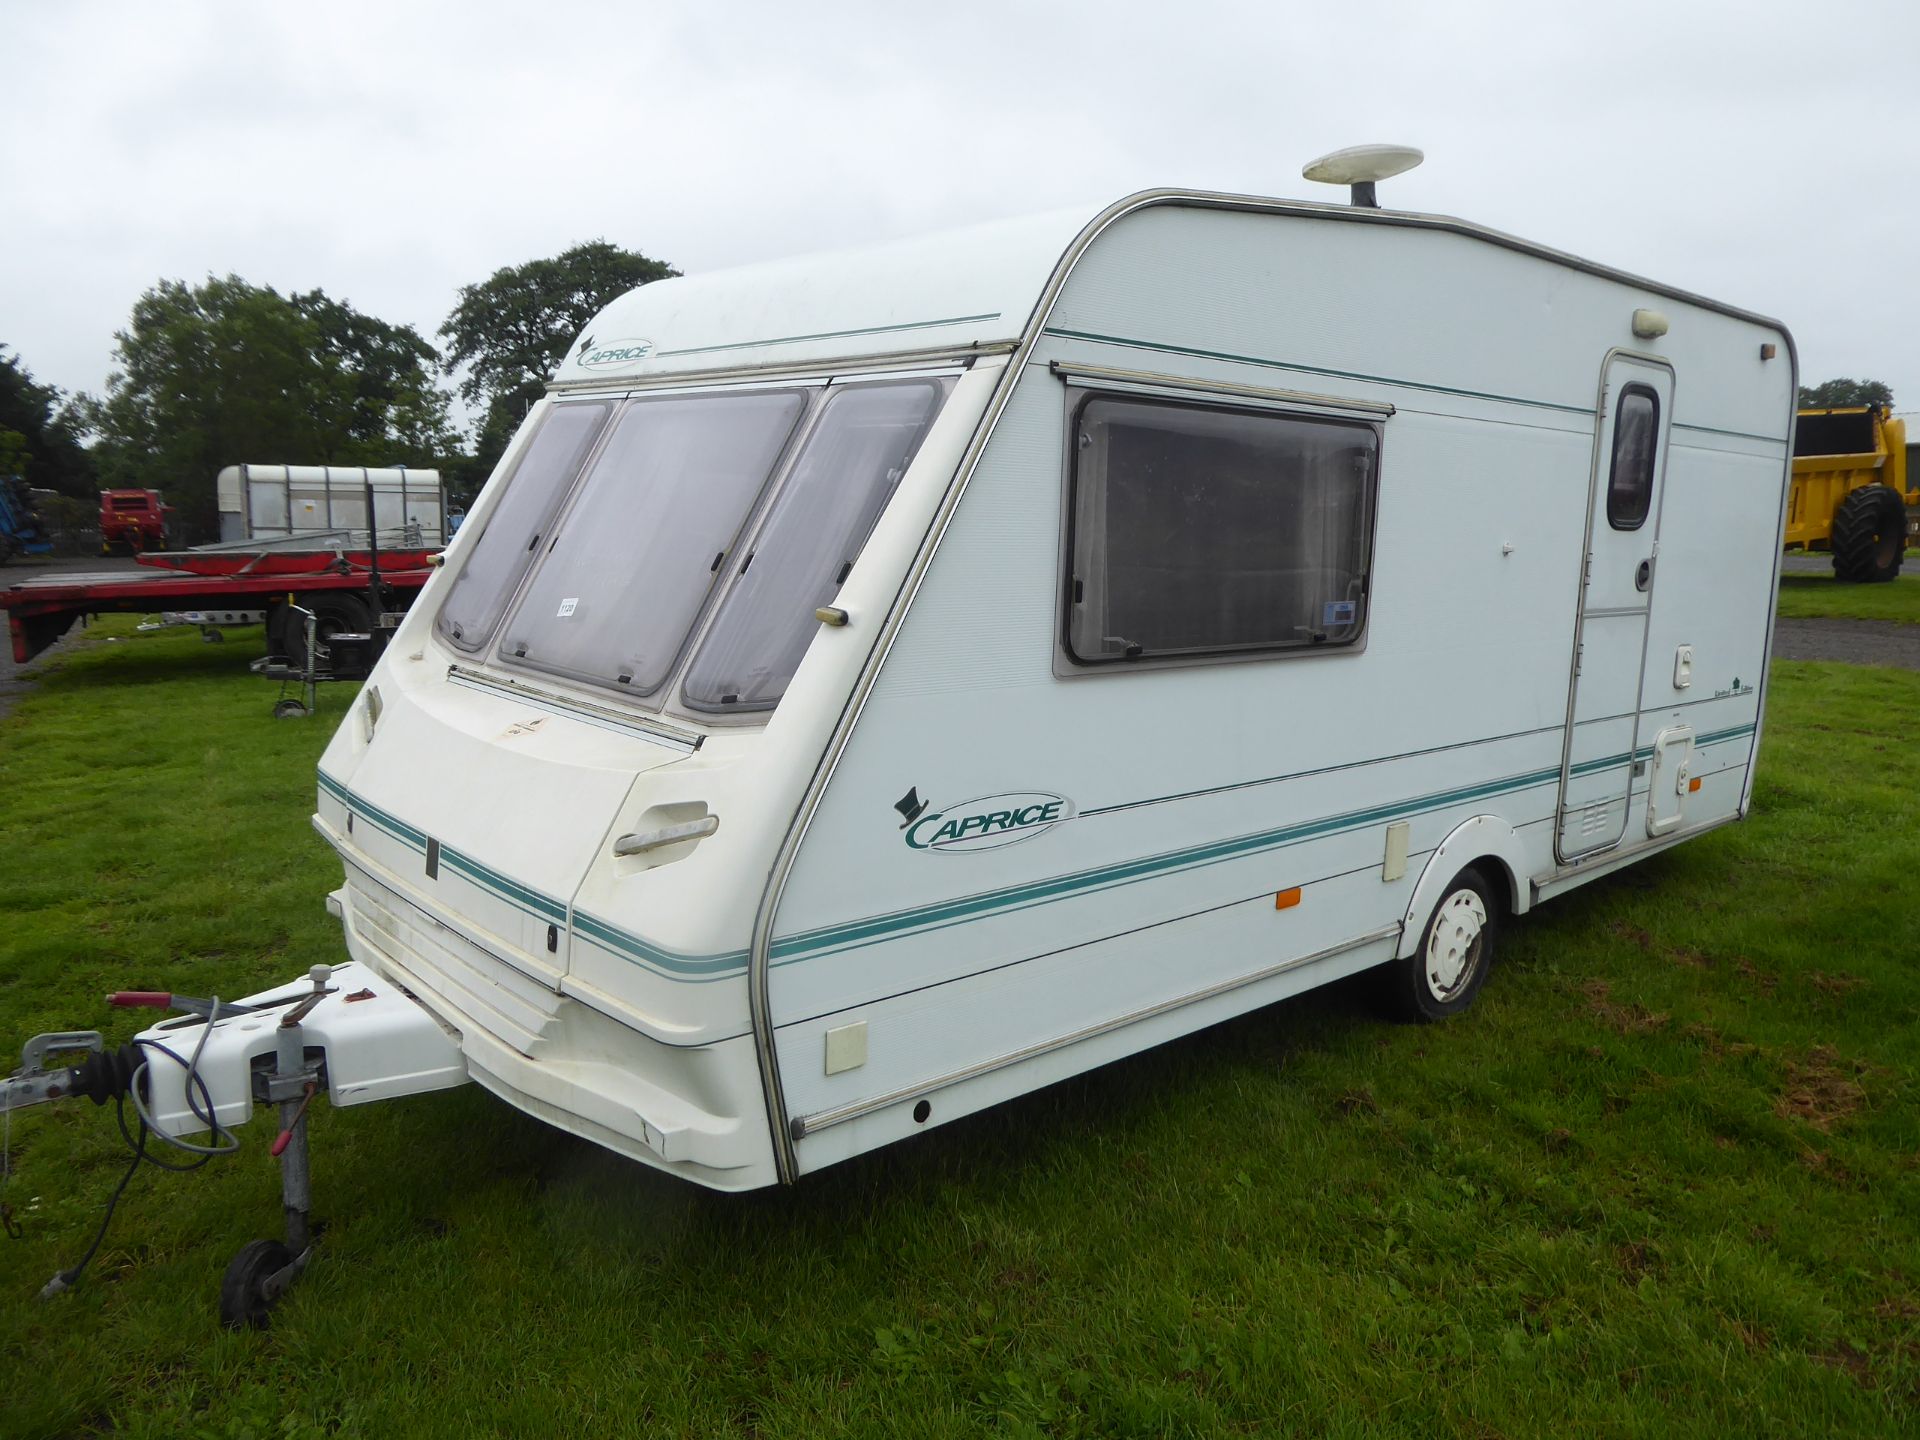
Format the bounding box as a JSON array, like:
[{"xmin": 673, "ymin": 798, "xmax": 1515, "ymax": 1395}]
[{"xmin": 201, "ymin": 172, "xmax": 1801, "ymax": 1196}]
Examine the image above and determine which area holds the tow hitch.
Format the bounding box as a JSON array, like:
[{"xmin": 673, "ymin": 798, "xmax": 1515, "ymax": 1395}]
[{"xmin": 1, "ymin": 960, "xmax": 466, "ymax": 1328}]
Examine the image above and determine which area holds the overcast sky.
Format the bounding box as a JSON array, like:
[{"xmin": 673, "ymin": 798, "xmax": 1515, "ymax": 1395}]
[{"xmin": 5, "ymin": 1, "xmax": 1916, "ymax": 429}]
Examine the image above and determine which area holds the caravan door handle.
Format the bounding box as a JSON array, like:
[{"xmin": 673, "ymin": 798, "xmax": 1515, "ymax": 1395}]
[
  {"xmin": 612, "ymin": 815, "xmax": 718, "ymax": 857},
  {"xmin": 1635, "ymin": 557, "xmax": 1654, "ymax": 591}
]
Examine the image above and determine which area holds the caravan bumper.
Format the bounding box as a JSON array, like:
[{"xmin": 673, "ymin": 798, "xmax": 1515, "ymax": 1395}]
[{"xmin": 324, "ymin": 867, "xmax": 776, "ymax": 1191}]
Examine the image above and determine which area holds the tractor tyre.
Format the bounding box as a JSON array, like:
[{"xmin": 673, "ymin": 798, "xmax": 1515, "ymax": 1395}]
[{"xmin": 1830, "ymin": 485, "xmax": 1906, "ymax": 583}]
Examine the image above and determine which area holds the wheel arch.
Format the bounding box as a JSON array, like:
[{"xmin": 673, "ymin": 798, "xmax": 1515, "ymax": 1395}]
[{"xmin": 1395, "ymin": 814, "xmax": 1530, "ymax": 959}]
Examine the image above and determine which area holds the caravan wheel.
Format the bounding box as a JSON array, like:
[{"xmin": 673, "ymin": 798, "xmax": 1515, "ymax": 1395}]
[{"xmin": 1385, "ymin": 866, "xmax": 1498, "ymax": 1022}]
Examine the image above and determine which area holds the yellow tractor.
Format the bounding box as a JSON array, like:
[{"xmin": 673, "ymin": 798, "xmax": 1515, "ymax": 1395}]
[{"xmin": 1787, "ymin": 403, "xmax": 1913, "ymax": 582}]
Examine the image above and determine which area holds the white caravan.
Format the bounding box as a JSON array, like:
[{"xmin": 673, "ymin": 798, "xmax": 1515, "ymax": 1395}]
[{"xmin": 283, "ymin": 182, "xmax": 1795, "ymax": 1192}]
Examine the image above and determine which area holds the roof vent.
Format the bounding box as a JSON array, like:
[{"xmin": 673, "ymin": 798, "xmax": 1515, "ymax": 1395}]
[{"xmin": 1301, "ymin": 144, "xmax": 1424, "ymax": 209}]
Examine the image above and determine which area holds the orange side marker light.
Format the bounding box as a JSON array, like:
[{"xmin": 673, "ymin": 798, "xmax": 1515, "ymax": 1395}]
[
  {"xmin": 1275, "ymin": 887, "xmax": 1302, "ymax": 910},
  {"xmin": 1688, "ymin": 777, "xmax": 1702, "ymax": 792}
]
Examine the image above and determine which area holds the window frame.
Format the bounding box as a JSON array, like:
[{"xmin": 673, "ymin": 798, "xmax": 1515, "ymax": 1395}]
[
  {"xmin": 434, "ymin": 398, "xmax": 616, "ymax": 656},
  {"xmin": 433, "ymin": 364, "xmax": 969, "ymax": 728},
  {"xmin": 677, "ymin": 375, "xmax": 954, "ymax": 715},
  {"xmin": 488, "ymin": 383, "xmax": 815, "ymax": 698},
  {"xmin": 1055, "ymin": 385, "xmax": 1385, "ymax": 677},
  {"xmin": 1604, "ymin": 382, "xmax": 1660, "ymax": 532}
]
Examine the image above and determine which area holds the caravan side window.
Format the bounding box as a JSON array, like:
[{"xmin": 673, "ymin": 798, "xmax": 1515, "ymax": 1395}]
[
  {"xmin": 436, "ymin": 402, "xmax": 610, "ymax": 652},
  {"xmin": 1605, "ymin": 384, "xmax": 1659, "ymax": 531},
  {"xmin": 1065, "ymin": 396, "xmax": 1378, "ymax": 665}
]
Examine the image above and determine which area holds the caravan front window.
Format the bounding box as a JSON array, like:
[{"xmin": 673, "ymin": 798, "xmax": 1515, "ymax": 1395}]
[
  {"xmin": 682, "ymin": 380, "xmax": 948, "ymax": 711},
  {"xmin": 1065, "ymin": 396, "xmax": 1378, "ymax": 664},
  {"xmin": 436, "ymin": 401, "xmax": 610, "ymax": 652},
  {"xmin": 498, "ymin": 389, "xmax": 807, "ymax": 695}
]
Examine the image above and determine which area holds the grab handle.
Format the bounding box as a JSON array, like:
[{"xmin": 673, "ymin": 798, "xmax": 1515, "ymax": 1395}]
[
  {"xmin": 612, "ymin": 815, "xmax": 719, "ymax": 858},
  {"xmin": 106, "ymin": 992, "xmax": 174, "ymax": 1009}
]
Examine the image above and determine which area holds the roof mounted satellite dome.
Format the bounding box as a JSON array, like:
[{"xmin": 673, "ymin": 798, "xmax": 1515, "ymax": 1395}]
[{"xmin": 1301, "ymin": 144, "xmax": 1424, "ymax": 209}]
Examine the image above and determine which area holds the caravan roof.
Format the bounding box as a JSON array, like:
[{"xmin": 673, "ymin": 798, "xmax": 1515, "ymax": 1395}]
[
  {"xmin": 553, "ymin": 190, "xmax": 1791, "ymax": 393},
  {"xmin": 551, "ymin": 207, "xmax": 1094, "ymax": 386}
]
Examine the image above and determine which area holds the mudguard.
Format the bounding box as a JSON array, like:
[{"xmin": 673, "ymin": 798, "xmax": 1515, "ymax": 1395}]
[{"xmin": 1395, "ymin": 815, "xmax": 1531, "ymax": 958}]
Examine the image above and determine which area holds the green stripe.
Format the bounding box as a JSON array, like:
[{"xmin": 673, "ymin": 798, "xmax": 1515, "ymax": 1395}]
[
  {"xmin": 1044, "ymin": 328, "xmax": 1595, "ymax": 418},
  {"xmin": 319, "ymin": 770, "xmax": 558, "ymax": 922},
  {"xmin": 439, "ymin": 850, "xmax": 565, "ymax": 923},
  {"xmin": 775, "ymin": 764, "xmax": 1565, "ymax": 961},
  {"xmin": 573, "ymin": 913, "xmax": 747, "ymax": 981},
  {"xmin": 319, "ymin": 770, "xmax": 737, "ymax": 978},
  {"xmin": 1565, "ymin": 723, "xmax": 1755, "ymax": 780},
  {"xmin": 780, "ymin": 722, "xmax": 1757, "ymax": 961},
  {"xmin": 1571, "ymin": 748, "xmax": 1651, "ymax": 778},
  {"xmin": 656, "ymin": 313, "xmax": 1002, "ymax": 361},
  {"xmin": 317, "ymin": 771, "xmax": 425, "ymax": 848},
  {"xmin": 319, "ymin": 721, "xmax": 1757, "ymax": 979}
]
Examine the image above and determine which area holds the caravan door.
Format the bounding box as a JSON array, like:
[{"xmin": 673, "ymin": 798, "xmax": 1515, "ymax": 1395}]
[{"xmin": 1556, "ymin": 354, "xmax": 1673, "ymax": 862}]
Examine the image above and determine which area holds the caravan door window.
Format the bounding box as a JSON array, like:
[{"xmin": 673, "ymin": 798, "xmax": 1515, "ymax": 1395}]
[
  {"xmin": 1065, "ymin": 396, "xmax": 1378, "ymax": 665},
  {"xmin": 436, "ymin": 401, "xmax": 610, "ymax": 652},
  {"xmin": 682, "ymin": 379, "xmax": 948, "ymax": 712},
  {"xmin": 1605, "ymin": 384, "xmax": 1659, "ymax": 531},
  {"xmin": 498, "ymin": 389, "xmax": 807, "ymax": 694}
]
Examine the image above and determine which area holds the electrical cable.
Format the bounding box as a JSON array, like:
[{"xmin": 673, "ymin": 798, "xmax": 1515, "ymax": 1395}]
[
  {"xmin": 38, "ymin": 1120, "xmax": 146, "ymax": 1299},
  {"xmin": 40, "ymin": 999, "xmax": 240, "ymax": 1298},
  {"xmin": 127, "ymin": 1002, "xmax": 241, "ymax": 1159}
]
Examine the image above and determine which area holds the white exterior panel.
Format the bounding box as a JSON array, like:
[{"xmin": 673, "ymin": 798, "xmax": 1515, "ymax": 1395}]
[{"xmin": 310, "ymin": 190, "xmax": 1793, "ymax": 1191}]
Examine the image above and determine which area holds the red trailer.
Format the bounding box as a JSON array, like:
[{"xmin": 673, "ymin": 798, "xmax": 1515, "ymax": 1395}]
[{"xmin": 2, "ymin": 547, "xmax": 437, "ymax": 667}]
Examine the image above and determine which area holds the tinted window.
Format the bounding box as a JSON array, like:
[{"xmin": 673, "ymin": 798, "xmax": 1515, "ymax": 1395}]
[
  {"xmin": 1066, "ymin": 396, "xmax": 1378, "ymax": 664},
  {"xmin": 499, "ymin": 389, "xmax": 805, "ymax": 694},
  {"xmin": 1606, "ymin": 385, "xmax": 1659, "ymax": 531},
  {"xmin": 683, "ymin": 380, "xmax": 946, "ymax": 711},
  {"xmin": 437, "ymin": 403, "xmax": 610, "ymax": 652}
]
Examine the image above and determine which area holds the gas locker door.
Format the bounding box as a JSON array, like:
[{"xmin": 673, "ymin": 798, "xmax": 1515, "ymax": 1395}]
[
  {"xmin": 1556, "ymin": 354, "xmax": 1674, "ymax": 862},
  {"xmin": 1645, "ymin": 725, "xmax": 1696, "ymax": 837}
]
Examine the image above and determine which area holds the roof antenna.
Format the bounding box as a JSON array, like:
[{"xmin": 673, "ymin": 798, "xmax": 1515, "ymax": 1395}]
[{"xmin": 1302, "ymin": 144, "xmax": 1424, "ymax": 209}]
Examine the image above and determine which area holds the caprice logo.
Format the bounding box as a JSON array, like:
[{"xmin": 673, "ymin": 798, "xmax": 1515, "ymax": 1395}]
[
  {"xmin": 902, "ymin": 792, "xmax": 1077, "ymax": 853},
  {"xmin": 575, "ymin": 335, "xmax": 655, "ymax": 369}
]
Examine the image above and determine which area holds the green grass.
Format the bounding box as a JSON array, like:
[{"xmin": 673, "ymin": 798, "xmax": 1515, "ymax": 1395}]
[
  {"xmin": 1776, "ymin": 568, "xmax": 1920, "ymax": 624},
  {"xmin": 2, "ymin": 621, "xmax": 1917, "ymax": 1438}
]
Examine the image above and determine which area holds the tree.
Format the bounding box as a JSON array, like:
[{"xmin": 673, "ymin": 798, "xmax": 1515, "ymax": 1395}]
[
  {"xmin": 83, "ymin": 277, "xmax": 456, "ymax": 539},
  {"xmin": 1799, "ymin": 378, "xmax": 1894, "ymax": 409},
  {"xmin": 439, "ymin": 241, "xmax": 678, "ymax": 482},
  {"xmin": 293, "ymin": 289, "xmax": 454, "ymax": 457},
  {"xmin": 0, "ymin": 425, "xmax": 30, "ymax": 480},
  {"xmin": 0, "ymin": 345, "xmax": 94, "ymax": 495}
]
